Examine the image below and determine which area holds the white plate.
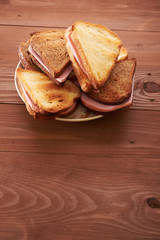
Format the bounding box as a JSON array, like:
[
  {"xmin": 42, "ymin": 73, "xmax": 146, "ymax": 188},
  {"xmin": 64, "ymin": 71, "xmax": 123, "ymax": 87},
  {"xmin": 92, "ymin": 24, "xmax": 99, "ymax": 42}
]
[{"xmin": 15, "ymin": 61, "xmax": 103, "ymax": 122}]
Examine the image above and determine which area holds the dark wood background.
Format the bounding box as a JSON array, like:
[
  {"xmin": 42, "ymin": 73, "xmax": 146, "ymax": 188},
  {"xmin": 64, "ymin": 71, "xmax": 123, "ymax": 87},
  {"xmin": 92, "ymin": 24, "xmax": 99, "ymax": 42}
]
[{"xmin": 0, "ymin": 0, "xmax": 160, "ymax": 239}]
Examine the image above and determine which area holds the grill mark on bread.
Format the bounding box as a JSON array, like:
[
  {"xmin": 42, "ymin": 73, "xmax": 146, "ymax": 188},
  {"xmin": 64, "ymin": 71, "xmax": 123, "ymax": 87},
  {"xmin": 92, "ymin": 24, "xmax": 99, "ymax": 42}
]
[{"xmin": 16, "ymin": 68, "xmax": 81, "ymax": 118}]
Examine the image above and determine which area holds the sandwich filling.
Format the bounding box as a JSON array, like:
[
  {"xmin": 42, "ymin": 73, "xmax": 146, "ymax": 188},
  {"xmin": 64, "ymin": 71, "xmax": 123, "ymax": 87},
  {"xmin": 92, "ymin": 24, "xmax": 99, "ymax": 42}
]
[
  {"xmin": 20, "ymin": 81, "xmax": 76, "ymax": 116},
  {"xmin": 20, "ymin": 81, "xmax": 45, "ymax": 114},
  {"xmin": 66, "ymin": 28, "xmax": 88, "ymax": 75},
  {"xmin": 28, "ymin": 45, "xmax": 72, "ymax": 83},
  {"xmin": 81, "ymin": 81, "xmax": 134, "ymax": 112}
]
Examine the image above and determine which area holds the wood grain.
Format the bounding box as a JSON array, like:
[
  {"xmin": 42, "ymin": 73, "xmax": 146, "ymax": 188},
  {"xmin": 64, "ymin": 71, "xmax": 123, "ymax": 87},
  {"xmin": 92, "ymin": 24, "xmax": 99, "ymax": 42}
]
[
  {"xmin": 0, "ymin": 114, "xmax": 160, "ymax": 240},
  {"xmin": 0, "ymin": 0, "xmax": 160, "ymax": 31},
  {"xmin": 0, "ymin": 147, "xmax": 160, "ymax": 239},
  {"xmin": 0, "ymin": 25, "xmax": 160, "ymax": 110},
  {"xmin": 0, "ymin": 104, "xmax": 160, "ymax": 155},
  {"xmin": 1, "ymin": 1, "xmax": 160, "ymax": 239}
]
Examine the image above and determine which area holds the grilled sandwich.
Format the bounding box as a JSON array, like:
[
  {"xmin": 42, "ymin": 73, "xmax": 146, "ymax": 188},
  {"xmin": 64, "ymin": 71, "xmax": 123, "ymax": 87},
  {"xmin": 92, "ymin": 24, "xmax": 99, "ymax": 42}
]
[
  {"xmin": 28, "ymin": 30, "xmax": 72, "ymax": 84},
  {"xmin": 65, "ymin": 21, "xmax": 122, "ymax": 92},
  {"xmin": 81, "ymin": 58, "xmax": 136, "ymax": 112},
  {"xmin": 16, "ymin": 68, "xmax": 81, "ymax": 119}
]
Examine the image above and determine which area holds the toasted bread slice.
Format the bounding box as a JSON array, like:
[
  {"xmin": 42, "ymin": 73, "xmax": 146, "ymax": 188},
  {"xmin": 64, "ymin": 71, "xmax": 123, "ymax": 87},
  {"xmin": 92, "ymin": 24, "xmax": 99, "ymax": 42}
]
[
  {"xmin": 30, "ymin": 30, "xmax": 70, "ymax": 78},
  {"xmin": 69, "ymin": 21, "xmax": 122, "ymax": 90},
  {"xmin": 66, "ymin": 40, "xmax": 128, "ymax": 92},
  {"xmin": 117, "ymin": 47, "xmax": 128, "ymax": 62},
  {"xmin": 18, "ymin": 40, "xmax": 41, "ymax": 71},
  {"xmin": 87, "ymin": 59, "xmax": 136, "ymax": 104},
  {"xmin": 16, "ymin": 68, "xmax": 81, "ymax": 118}
]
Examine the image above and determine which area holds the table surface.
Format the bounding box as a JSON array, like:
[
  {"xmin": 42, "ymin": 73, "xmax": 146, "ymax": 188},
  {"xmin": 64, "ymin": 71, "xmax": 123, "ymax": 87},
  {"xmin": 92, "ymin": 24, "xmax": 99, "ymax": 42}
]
[{"xmin": 0, "ymin": 0, "xmax": 160, "ymax": 239}]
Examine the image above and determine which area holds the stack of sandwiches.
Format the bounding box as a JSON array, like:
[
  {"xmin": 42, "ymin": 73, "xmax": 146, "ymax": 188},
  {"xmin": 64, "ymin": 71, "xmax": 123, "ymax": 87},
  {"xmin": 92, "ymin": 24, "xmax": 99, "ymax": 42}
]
[{"xmin": 17, "ymin": 21, "xmax": 136, "ymax": 119}]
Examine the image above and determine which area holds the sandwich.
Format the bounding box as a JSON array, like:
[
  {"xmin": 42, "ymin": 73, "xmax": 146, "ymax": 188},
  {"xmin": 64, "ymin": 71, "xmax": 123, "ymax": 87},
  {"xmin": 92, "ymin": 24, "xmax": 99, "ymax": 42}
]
[
  {"xmin": 16, "ymin": 68, "xmax": 81, "ymax": 119},
  {"xmin": 64, "ymin": 21, "xmax": 136, "ymax": 113},
  {"xmin": 65, "ymin": 21, "xmax": 122, "ymax": 92},
  {"xmin": 16, "ymin": 21, "xmax": 136, "ymax": 119},
  {"xmin": 28, "ymin": 30, "xmax": 72, "ymax": 84},
  {"xmin": 81, "ymin": 58, "xmax": 136, "ymax": 112}
]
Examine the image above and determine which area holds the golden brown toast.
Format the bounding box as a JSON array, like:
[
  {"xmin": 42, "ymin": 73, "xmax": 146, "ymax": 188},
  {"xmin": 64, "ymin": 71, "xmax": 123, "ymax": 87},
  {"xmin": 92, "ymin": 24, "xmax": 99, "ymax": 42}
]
[
  {"xmin": 87, "ymin": 59, "xmax": 136, "ymax": 104},
  {"xmin": 66, "ymin": 40, "xmax": 128, "ymax": 92},
  {"xmin": 16, "ymin": 68, "xmax": 81, "ymax": 118},
  {"xmin": 30, "ymin": 30, "xmax": 70, "ymax": 78},
  {"xmin": 69, "ymin": 21, "xmax": 122, "ymax": 91},
  {"xmin": 117, "ymin": 47, "xmax": 128, "ymax": 62}
]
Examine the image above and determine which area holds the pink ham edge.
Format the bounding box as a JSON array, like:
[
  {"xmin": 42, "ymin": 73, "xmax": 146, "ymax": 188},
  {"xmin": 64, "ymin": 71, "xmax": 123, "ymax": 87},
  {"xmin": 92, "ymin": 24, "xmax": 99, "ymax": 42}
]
[
  {"xmin": 56, "ymin": 64, "xmax": 72, "ymax": 83},
  {"xmin": 20, "ymin": 81, "xmax": 76, "ymax": 116},
  {"xmin": 28, "ymin": 45, "xmax": 50, "ymax": 73},
  {"xmin": 28, "ymin": 45, "xmax": 72, "ymax": 83},
  {"xmin": 20, "ymin": 82, "xmax": 40, "ymax": 112},
  {"xmin": 81, "ymin": 81, "xmax": 134, "ymax": 112},
  {"xmin": 66, "ymin": 28, "xmax": 87, "ymax": 75},
  {"xmin": 58, "ymin": 102, "xmax": 76, "ymax": 116}
]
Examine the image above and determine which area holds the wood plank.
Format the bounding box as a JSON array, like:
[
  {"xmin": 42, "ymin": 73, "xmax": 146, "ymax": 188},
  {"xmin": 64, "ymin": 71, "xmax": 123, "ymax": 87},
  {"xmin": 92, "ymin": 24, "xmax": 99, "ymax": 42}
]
[
  {"xmin": 0, "ymin": 147, "xmax": 160, "ymax": 239},
  {"xmin": 133, "ymin": 65, "xmax": 160, "ymax": 110},
  {"xmin": 0, "ymin": 104, "xmax": 160, "ymax": 155},
  {"xmin": 0, "ymin": 103, "xmax": 160, "ymax": 240},
  {"xmin": 0, "ymin": 0, "xmax": 160, "ymax": 31},
  {"xmin": 0, "ymin": 26, "xmax": 160, "ymax": 110},
  {"xmin": 0, "ymin": 104, "xmax": 160, "ymax": 239},
  {"xmin": 1, "ymin": 2, "xmax": 160, "ymax": 239}
]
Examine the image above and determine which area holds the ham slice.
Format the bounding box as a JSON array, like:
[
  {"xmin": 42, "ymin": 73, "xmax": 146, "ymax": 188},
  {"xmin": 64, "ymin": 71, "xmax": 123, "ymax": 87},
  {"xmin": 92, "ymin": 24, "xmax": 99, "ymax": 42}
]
[
  {"xmin": 28, "ymin": 45, "xmax": 72, "ymax": 83},
  {"xmin": 28, "ymin": 45, "xmax": 50, "ymax": 73},
  {"xmin": 81, "ymin": 81, "xmax": 134, "ymax": 112},
  {"xmin": 20, "ymin": 82, "xmax": 40, "ymax": 112},
  {"xmin": 66, "ymin": 28, "xmax": 87, "ymax": 75},
  {"xmin": 58, "ymin": 102, "xmax": 76, "ymax": 116},
  {"xmin": 56, "ymin": 64, "xmax": 72, "ymax": 83}
]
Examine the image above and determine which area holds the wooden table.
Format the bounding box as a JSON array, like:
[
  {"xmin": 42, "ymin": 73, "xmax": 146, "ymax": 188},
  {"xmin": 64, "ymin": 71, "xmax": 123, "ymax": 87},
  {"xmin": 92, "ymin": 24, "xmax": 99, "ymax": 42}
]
[{"xmin": 0, "ymin": 0, "xmax": 160, "ymax": 239}]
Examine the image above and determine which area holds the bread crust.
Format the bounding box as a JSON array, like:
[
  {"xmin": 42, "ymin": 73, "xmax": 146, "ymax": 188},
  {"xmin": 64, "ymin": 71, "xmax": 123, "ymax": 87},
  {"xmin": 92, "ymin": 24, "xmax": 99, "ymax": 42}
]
[
  {"xmin": 18, "ymin": 41, "xmax": 41, "ymax": 71},
  {"xmin": 30, "ymin": 29, "xmax": 65, "ymax": 37},
  {"xmin": 72, "ymin": 21, "xmax": 121, "ymax": 39}
]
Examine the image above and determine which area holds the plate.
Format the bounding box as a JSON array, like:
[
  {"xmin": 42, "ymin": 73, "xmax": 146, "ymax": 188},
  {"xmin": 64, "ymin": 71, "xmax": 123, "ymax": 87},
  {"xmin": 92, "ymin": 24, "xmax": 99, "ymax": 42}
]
[{"xmin": 15, "ymin": 61, "xmax": 103, "ymax": 122}]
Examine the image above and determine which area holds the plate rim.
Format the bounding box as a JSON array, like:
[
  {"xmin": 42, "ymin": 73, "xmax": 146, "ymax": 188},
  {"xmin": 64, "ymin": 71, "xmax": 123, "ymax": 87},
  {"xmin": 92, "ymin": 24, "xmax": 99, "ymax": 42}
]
[{"xmin": 15, "ymin": 61, "xmax": 104, "ymax": 122}]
